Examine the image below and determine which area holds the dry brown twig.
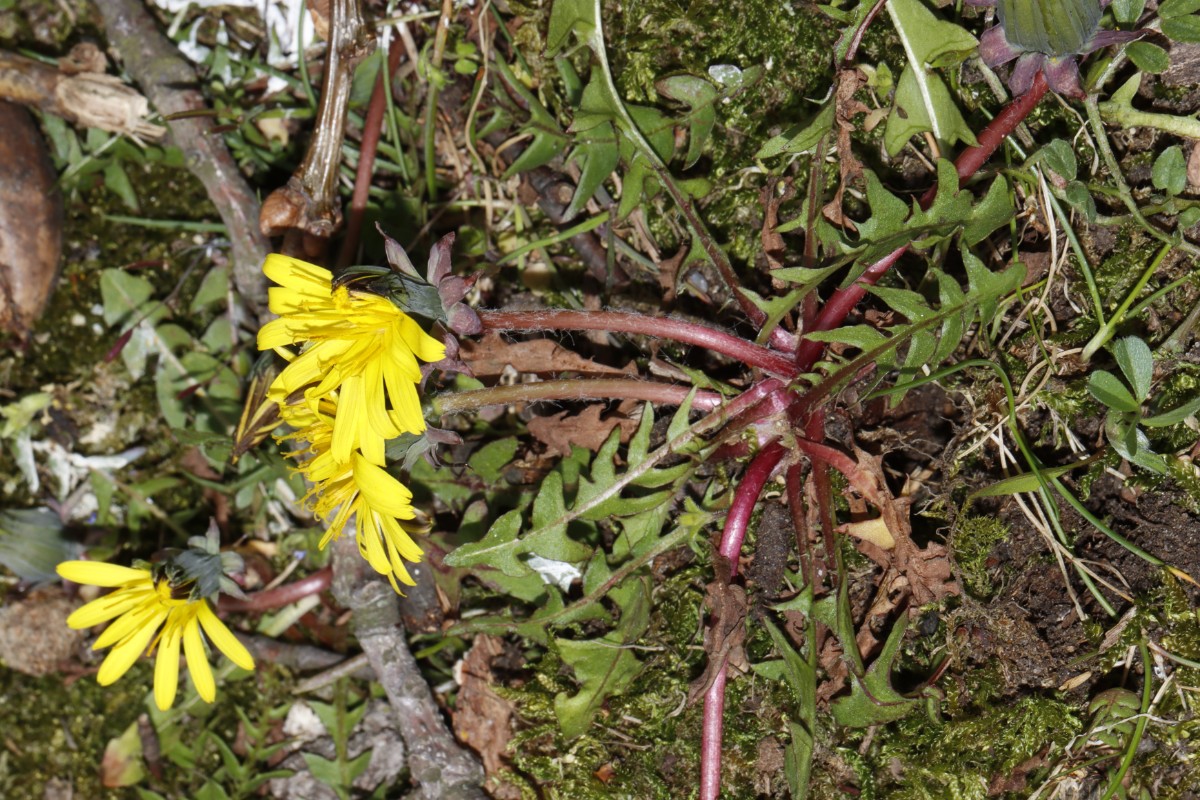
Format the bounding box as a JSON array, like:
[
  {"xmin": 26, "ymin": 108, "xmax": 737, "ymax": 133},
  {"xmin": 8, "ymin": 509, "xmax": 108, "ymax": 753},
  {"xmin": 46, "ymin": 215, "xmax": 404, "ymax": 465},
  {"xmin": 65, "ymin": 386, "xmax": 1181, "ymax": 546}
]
[
  {"xmin": 330, "ymin": 534, "xmax": 485, "ymax": 800},
  {"xmin": 260, "ymin": 0, "xmax": 375, "ymax": 260},
  {"xmin": 0, "ymin": 45, "xmax": 165, "ymax": 140},
  {"xmin": 96, "ymin": 0, "xmax": 270, "ymax": 314}
]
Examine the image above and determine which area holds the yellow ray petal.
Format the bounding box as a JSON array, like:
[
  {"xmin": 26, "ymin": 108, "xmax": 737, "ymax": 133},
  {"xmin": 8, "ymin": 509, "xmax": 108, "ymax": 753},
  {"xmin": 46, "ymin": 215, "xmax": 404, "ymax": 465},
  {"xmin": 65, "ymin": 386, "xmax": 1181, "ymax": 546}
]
[
  {"xmin": 395, "ymin": 312, "xmax": 447, "ymax": 363},
  {"xmin": 197, "ymin": 603, "xmax": 255, "ymax": 671},
  {"xmin": 154, "ymin": 615, "xmax": 184, "ymax": 710},
  {"xmin": 263, "ymin": 254, "xmax": 332, "ymax": 293},
  {"xmin": 57, "ymin": 561, "xmax": 149, "ymax": 587},
  {"xmin": 380, "ymin": 514, "xmax": 425, "ymax": 563},
  {"xmin": 93, "ymin": 602, "xmax": 162, "ymax": 649},
  {"xmin": 352, "ymin": 454, "xmax": 415, "ymax": 519},
  {"xmin": 97, "ymin": 609, "xmax": 166, "ymax": 686},
  {"xmin": 66, "ymin": 590, "xmax": 147, "ymax": 630},
  {"xmin": 183, "ymin": 612, "xmax": 216, "ymax": 702},
  {"xmin": 357, "ymin": 511, "xmax": 392, "ymax": 575}
]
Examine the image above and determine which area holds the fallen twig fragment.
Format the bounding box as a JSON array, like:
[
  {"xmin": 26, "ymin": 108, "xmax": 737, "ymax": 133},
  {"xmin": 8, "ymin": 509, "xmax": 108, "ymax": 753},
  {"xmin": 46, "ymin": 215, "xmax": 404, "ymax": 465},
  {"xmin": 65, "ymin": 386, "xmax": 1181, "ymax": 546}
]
[
  {"xmin": 96, "ymin": 0, "xmax": 271, "ymax": 313},
  {"xmin": 331, "ymin": 533, "xmax": 485, "ymax": 800},
  {"xmin": 261, "ymin": 0, "xmax": 374, "ymax": 259},
  {"xmin": 0, "ymin": 46, "xmax": 165, "ymax": 140}
]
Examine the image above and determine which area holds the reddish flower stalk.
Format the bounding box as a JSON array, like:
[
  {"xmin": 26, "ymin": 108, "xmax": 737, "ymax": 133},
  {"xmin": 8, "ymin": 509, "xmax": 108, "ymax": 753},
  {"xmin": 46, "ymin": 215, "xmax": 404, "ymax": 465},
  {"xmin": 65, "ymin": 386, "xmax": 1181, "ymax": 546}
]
[
  {"xmin": 700, "ymin": 667, "xmax": 729, "ymax": 800},
  {"xmin": 219, "ymin": 566, "xmax": 333, "ymax": 613},
  {"xmin": 794, "ymin": 245, "xmax": 906, "ymax": 372},
  {"xmin": 434, "ymin": 378, "xmax": 723, "ymax": 414},
  {"xmin": 339, "ymin": 37, "xmax": 403, "ymax": 270},
  {"xmin": 701, "ymin": 439, "xmax": 786, "ymax": 800},
  {"xmin": 478, "ymin": 309, "xmax": 798, "ymax": 379},
  {"xmin": 794, "ymin": 70, "xmax": 1051, "ymax": 374}
]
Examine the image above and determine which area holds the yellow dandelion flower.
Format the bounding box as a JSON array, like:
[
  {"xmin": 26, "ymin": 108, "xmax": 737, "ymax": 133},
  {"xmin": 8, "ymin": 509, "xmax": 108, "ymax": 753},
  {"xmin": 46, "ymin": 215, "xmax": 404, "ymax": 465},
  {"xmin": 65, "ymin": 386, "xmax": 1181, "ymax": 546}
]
[
  {"xmin": 257, "ymin": 255, "xmax": 446, "ymax": 464},
  {"xmin": 57, "ymin": 561, "xmax": 255, "ymax": 711},
  {"xmin": 281, "ymin": 399, "xmax": 428, "ymax": 593}
]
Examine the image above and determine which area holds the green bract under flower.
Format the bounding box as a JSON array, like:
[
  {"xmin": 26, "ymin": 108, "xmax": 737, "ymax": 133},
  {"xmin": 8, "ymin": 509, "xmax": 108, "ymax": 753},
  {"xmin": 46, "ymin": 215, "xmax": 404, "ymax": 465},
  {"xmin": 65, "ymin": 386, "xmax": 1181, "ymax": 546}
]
[
  {"xmin": 973, "ymin": 0, "xmax": 1141, "ymax": 97},
  {"xmin": 996, "ymin": 0, "xmax": 1101, "ymax": 57}
]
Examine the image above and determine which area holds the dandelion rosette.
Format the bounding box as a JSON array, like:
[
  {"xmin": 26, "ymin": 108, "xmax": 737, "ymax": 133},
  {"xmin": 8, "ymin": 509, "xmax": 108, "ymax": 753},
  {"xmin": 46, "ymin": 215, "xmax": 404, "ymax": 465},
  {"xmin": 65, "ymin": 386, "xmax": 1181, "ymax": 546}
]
[
  {"xmin": 57, "ymin": 561, "xmax": 255, "ymax": 710},
  {"xmin": 971, "ymin": 0, "xmax": 1142, "ymax": 97}
]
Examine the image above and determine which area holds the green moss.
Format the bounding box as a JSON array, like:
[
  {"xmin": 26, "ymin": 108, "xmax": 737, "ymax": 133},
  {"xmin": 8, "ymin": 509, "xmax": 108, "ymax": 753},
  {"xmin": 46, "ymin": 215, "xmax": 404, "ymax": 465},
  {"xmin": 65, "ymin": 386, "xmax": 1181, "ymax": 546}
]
[
  {"xmin": 874, "ymin": 694, "xmax": 1082, "ymax": 798},
  {"xmin": 500, "ymin": 569, "xmax": 708, "ymax": 798},
  {"xmin": 0, "ymin": 663, "xmax": 147, "ymax": 798},
  {"xmin": 953, "ymin": 516, "xmax": 1010, "ymax": 599},
  {"xmin": 1090, "ymin": 228, "xmax": 1161, "ymax": 311}
]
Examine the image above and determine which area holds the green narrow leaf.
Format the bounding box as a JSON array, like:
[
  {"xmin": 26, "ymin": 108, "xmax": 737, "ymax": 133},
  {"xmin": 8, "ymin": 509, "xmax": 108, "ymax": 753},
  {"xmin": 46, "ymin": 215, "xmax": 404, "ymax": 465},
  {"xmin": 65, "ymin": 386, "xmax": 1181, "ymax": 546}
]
[
  {"xmin": 831, "ymin": 616, "xmax": 920, "ymax": 726},
  {"xmin": 854, "ymin": 170, "xmax": 911, "ymax": 250},
  {"xmin": 656, "ymin": 74, "xmax": 718, "ymax": 168},
  {"xmin": 546, "ymin": 0, "xmax": 597, "ymax": 55},
  {"xmin": 468, "ymin": 438, "xmax": 519, "ymax": 483},
  {"xmin": 1039, "ymin": 139, "xmax": 1077, "ymax": 181},
  {"xmin": 1064, "ymin": 180, "xmax": 1098, "ymax": 222},
  {"xmin": 969, "ymin": 460, "xmax": 1093, "ymax": 499},
  {"xmin": 1161, "ymin": 0, "xmax": 1200, "ymax": 17},
  {"xmin": 554, "ymin": 638, "xmax": 642, "ymax": 737},
  {"xmin": 867, "ymin": 285, "xmax": 934, "ymax": 323},
  {"xmin": 1112, "ymin": 336, "xmax": 1153, "ymax": 403},
  {"xmin": 1162, "ymin": 15, "xmax": 1200, "ymax": 43},
  {"xmin": 493, "ymin": 58, "xmax": 569, "ymax": 178},
  {"xmin": 443, "ymin": 510, "xmax": 530, "ymax": 575},
  {"xmin": 884, "ymin": 0, "xmax": 978, "ymax": 156},
  {"xmin": 190, "ymin": 266, "xmax": 230, "ymax": 312},
  {"xmin": 1112, "ymin": 0, "xmax": 1146, "ymax": 23},
  {"xmin": 1087, "ymin": 370, "xmax": 1140, "ymax": 413},
  {"xmin": 803, "ymin": 324, "xmax": 890, "ymax": 353},
  {"xmin": 563, "ymin": 125, "xmax": 620, "ymax": 220},
  {"xmin": 963, "ymin": 176, "xmax": 1013, "ymax": 245},
  {"xmin": 1126, "ymin": 41, "xmax": 1170, "ymax": 74},
  {"xmin": 756, "ymin": 102, "xmax": 834, "ymax": 159},
  {"xmin": 1142, "ymin": 394, "xmax": 1200, "ymax": 427},
  {"xmin": 104, "ymin": 162, "xmax": 140, "ymax": 211}
]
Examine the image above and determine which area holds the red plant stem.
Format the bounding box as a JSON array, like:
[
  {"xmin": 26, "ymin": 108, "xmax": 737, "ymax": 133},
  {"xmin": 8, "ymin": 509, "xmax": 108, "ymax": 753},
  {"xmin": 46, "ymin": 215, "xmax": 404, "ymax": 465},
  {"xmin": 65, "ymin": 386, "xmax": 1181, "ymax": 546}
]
[
  {"xmin": 794, "ymin": 245, "xmax": 906, "ymax": 372},
  {"xmin": 785, "ymin": 462, "xmax": 815, "ymax": 585},
  {"xmin": 219, "ymin": 566, "xmax": 333, "ymax": 613},
  {"xmin": 794, "ymin": 70, "xmax": 1051, "ymax": 374},
  {"xmin": 700, "ymin": 667, "xmax": 729, "ymax": 800},
  {"xmin": 478, "ymin": 309, "xmax": 797, "ymax": 378},
  {"xmin": 921, "ymin": 69, "xmax": 1050, "ymax": 208},
  {"xmin": 842, "ymin": 0, "xmax": 890, "ymax": 66},
  {"xmin": 701, "ymin": 440, "xmax": 787, "ymax": 800},
  {"xmin": 717, "ymin": 441, "xmax": 787, "ymax": 568},
  {"xmin": 338, "ymin": 37, "xmax": 403, "ymax": 270},
  {"xmin": 434, "ymin": 378, "xmax": 723, "ymax": 414},
  {"xmin": 805, "ymin": 408, "xmax": 837, "ymax": 572}
]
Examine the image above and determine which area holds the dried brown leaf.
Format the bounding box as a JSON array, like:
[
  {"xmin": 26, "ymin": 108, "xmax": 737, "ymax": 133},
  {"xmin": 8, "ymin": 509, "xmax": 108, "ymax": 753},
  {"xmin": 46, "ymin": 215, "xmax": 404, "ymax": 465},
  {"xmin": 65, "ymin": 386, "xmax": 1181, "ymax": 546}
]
[
  {"xmin": 461, "ymin": 332, "xmax": 627, "ymax": 378},
  {"xmin": 688, "ymin": 556, "xmax": 750, "ymax": 705},
  {"xmin": 0, "ymin": 101, "xmax": 60, "ymax": 339},
  {"xmin": 527, "ymin": 402, "xmax": 639, "ymax": 457},
  {"xmin": 453, "ymin": 635, "xmax": 516, "ymax": 776}
]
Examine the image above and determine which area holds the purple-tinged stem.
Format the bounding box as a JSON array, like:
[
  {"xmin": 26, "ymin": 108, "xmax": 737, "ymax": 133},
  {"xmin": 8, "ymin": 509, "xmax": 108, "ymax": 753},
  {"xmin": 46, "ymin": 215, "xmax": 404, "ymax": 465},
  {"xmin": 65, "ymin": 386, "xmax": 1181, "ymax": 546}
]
[
  {"xmin": 478, "ymin": 310, "xmax": 798, "ymax": 379},
  {"xmin": 434, "ymin": 378, "xmax": 723, "ymax": 414},
  {"xmin": 701, "ymin": 668, "xmax": 728, "ymax": 799},
  {"xmin": 701, "ymin": 440, "xmax": 787, "ymax": 800},
  {"xmin": 717, "ymin": 441, "xmax": 787, "ymax": 568},
  {"xmin": 794, "ymin": 245, "xmax": 906, "ymax": 372},
  {"xmin": 219, "ymin": 566, "xmax": 332, "ymax": 613},
  {"xmin": 794, "ymin": 70, "xmax": 1052, "ymax": 374}
]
